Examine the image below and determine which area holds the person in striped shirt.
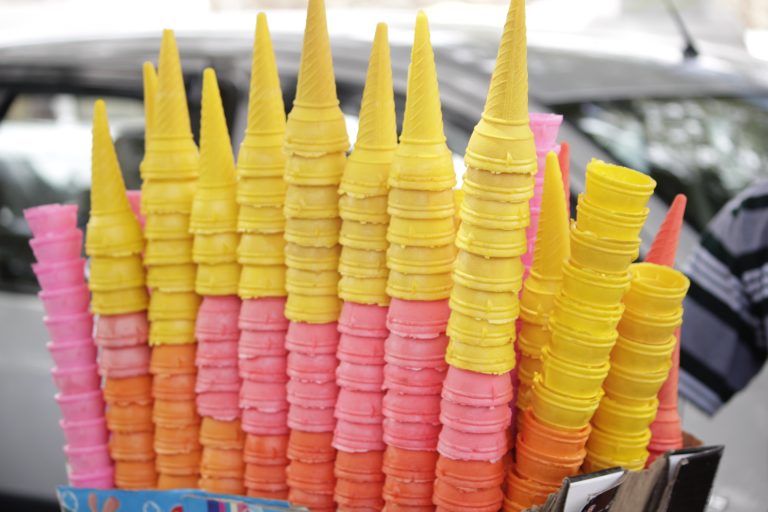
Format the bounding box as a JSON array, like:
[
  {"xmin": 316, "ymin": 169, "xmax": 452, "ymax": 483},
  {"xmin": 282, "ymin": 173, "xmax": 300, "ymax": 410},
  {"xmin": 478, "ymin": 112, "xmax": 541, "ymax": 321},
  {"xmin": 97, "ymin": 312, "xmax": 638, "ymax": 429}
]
[{"xmin": 680, "ymin": 180, "xmax": 768, "ymax": 415}]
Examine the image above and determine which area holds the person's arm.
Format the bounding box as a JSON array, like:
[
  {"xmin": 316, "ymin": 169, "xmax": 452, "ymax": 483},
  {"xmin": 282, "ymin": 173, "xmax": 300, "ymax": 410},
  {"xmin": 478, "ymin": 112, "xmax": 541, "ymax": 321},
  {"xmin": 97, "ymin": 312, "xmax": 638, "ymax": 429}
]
[{"xmin": 679, "ymin": 186, "xmax": 768, "ymax": 415}]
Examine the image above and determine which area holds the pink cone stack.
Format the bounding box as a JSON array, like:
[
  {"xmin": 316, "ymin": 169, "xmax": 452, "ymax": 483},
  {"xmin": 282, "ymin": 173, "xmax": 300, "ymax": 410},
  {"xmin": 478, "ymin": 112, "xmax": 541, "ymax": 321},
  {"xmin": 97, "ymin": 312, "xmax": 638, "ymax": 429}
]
[
  {"xmin": 235, "ymin": 13, "xmax": 291, "ymax": 500},
  {"xmin": 522, "ymin": 113, "xmax": 563, "ymax": 275},
  {"xmin": 26, "ymin": 203, "xmax": 114, "ymax": 489},
  {"xmin": 382, "ymin": 11, "xmax": 455, "ymax": 509},
  {"xmin": 332, "ymin": 22, "xmax": 396, "ymax": 510},
  {"xmin": 644, "ymin": 195, "xmax": 687, "ymax": 464}
]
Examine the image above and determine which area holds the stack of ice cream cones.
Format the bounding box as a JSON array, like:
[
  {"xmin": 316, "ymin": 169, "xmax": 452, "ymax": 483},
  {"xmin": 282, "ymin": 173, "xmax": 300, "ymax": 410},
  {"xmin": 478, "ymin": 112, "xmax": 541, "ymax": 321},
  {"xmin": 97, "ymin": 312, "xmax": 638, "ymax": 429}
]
[
  {"xmin": 515, "ymin": 153, "xmax": 570, "ymax": 432},
  {"xmin": 282, "ymin": 1, "xmax": 349, "ymax": 509},
  {"xmin": 85, "ymin": 101, "xmax": 155, "ymax": 489},
  {"xmin": 26, "ymin": 202, "xmax": 114, "ymax": 489},
  {"xmin": 332, "ymin": 22, "xmax": 396, "ymax": 511},
  {"xmin": 380, "ymin": 11, "xmax": 454, "ymax": 509},
  {"xmin": 189, "ymin": 69, "xmax": 244, "ymax": 495},
  {"xmin": 584, "ymin": 262, "xmax": 689, "ymax": 472},
  {"xmin": 435, "ymin": 1, "xmax": 536, "ymax": 509},
  {"xmin": 507, "ymin": 160, "xmax": 655, "ymax": 511},
  {"xmin": 522, "ymin": 113, "xmax": 563, "ymax": 275},
  {"xmin": 235, "ymin": 13, "xmax": 290, "ymax": 500},
  {"xmin": 645, "ymin": 195, "xmax": 687, "ymax": 463},
  {"xmin": 140, "ymin": 31, "xmax": 202, "ymax": 488}
]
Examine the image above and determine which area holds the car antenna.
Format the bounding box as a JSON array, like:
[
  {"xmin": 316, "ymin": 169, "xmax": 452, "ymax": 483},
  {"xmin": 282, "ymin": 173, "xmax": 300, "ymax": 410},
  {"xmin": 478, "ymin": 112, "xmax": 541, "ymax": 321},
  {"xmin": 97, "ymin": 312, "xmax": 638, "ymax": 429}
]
[{"xmin": 663, "ymin": 0, "xmax": 699, "ymax": 60}]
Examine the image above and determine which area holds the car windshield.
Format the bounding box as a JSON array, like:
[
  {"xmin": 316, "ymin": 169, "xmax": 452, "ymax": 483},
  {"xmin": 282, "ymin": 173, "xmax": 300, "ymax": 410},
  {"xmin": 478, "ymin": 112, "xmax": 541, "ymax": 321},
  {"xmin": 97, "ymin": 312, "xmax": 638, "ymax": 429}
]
[{"xmin": 558, "ymin": 96, "xmax": 768, "ymax": 231}]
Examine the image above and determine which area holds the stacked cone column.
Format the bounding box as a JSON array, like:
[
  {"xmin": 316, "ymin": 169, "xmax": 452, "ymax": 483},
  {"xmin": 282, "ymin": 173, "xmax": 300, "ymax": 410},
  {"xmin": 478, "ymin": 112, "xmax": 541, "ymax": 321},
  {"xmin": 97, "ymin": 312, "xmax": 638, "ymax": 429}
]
[
  {"xmin": 332, "ymin": 23, "xmax": 396, "ymax": 511},
  {"xmin": 645, "ymin": 195, "xmax": 687, "ymax": 463},
  {"xmin": 235, "ymin": 13, "xmax": 291, "ymax": 500},
  {"xmin": 86, "ymin": 101, "xmax": 155, "ymax": 489},
  {"xmin": 435, "ymin": 1, "xmax": 536, "ymax": 510},
  {"xmin": 26, "ymin": 202, "xmax": 114, "ymax": 488},
  {"xmin": 190, "ymin": 69, "xmax": 244, "ymax": 495},
  {"xmin": 282, "ymin": 1, "xmax": 350, "ymax": 509},
  {"xmin": 584, "ymin": 262, "xmax": 689, "ymax": 472},
  {"xmin": 507, "ymin": 159, "xmax": 656, "ymax": 511},
  {"xmin": 140, "ymin": 32, "xmax": 203, "ymax": 488},
  {"xmin": 382, "ymin": 12, "xmax": 455, "ymax": 510}
]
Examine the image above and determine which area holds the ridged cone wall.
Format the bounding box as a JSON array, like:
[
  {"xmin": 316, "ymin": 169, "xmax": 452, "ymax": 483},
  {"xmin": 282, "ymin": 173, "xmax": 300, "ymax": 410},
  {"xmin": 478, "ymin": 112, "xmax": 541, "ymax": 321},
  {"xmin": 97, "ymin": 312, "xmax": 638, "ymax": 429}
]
[
  {"xmin": 140, "ymin": 30, "xmax": 202, "ymax": 489},
  {"xmin": 87, "ymin": 100, "xmax": 155, "ymax": 489},
  {"xmin": 382, "ymin": 11, "xmax": 454, "ymax": 510},
  {"xmin": 283, "ymin": 1, "xmax": 349, "ymax": 509}
]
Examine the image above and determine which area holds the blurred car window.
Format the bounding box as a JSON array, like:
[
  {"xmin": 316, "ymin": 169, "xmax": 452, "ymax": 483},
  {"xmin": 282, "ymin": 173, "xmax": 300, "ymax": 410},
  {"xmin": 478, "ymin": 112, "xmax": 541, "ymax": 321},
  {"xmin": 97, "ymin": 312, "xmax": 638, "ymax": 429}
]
[
  {"xmin": 0, "ymin": 92, "xmax": 145, "ymax": 292},
  {"xmin": 559, "ymin": 96, "xmax": 768, "ymax": 231}
]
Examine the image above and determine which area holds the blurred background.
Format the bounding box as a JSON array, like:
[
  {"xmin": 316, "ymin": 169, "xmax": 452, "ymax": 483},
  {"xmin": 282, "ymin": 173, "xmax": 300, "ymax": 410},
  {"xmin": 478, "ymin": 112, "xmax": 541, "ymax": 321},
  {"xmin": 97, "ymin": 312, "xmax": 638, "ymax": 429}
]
[{"xmin": 1, "ymin": 0, "xmax": 767, "ymax": 511}]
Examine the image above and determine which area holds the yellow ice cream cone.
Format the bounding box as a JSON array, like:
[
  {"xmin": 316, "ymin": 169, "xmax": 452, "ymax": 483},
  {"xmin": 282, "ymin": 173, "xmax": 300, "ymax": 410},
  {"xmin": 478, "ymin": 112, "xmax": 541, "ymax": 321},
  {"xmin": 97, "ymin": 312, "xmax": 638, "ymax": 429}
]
[
  {"xmin": 339, "ymin": 249, "xmax": 388, "ymax": 278},
  {"xmin": 238, "ymin": 205, "xmax": 285, "ymax": 233},
  {"xmin": 285, "ymin": 293, "xmax": 342, "ymax": 324},
  {"xmin": 529, "ymin": 152, "xmax": 570, "ymax": 280},
  {"xmin": 386, "ymin": 243, "xmax": 456, "ymax": 275},
  {"xmin": 455, "ymin": 222, "xmax": 527, "ymax": 258},
  {"xmin": 284, "ymin": 152, "xmax": 347, "ymax": 187},
  {"xmin": 148, "ymin": 290, "xmax": 201, "ymax": 321},
  {"xmin": 237, "ymin": 176, "xmax": 286, "ymax": 209},
  {"xmin": 238, "ymin": 232, "xmax": 285, "ymax": 266},
  {"xmin": 340, "ymin": 220, "xmax": 388, "ymax": 251},
  {"xmin": 339, "ymin": 23, "xmax": 397, "ymax": 198},
  {"xmin": 89, "ymin": 255, "xmax": 146, "ymax": 292},
  {"xmin": 141, "ymin": 178, "xmax": 197, "ymax": 215},
  {"xmin": 284, "ymin": 0, "xmax": 349, "ymax": 155},
  {"xmin": 285, "ymin": 217, "xmax": 341, "ymax": 248},
  {"xmin": 445, "ymin": 339, "xmax": 515, "ymax": 374},
  {"xmin": 286, "ymin": 268, "xmax": 339, "ymax": 296},
  {"xmin": 196, "ymin": 262, "xmax": 240, "ymax": 296},
  {"xmin": 462, "ymin": 167, "xmax": 534, "ymax": 203},
  {"xmin": 86, "ymin": 100, "xmax": 144, "ymax": 257},
  {"xmin": 389, "ymin": 11, "xmax": 455, "ymax": 192},
  {"xmin": 284, "ymin": 184, "xmax": 339, "ymax": 220},
  {"xmin": 144, "ymin": 237, "xmax": 194, "ymax": 266},
  {"xmin": 285, "ymin": 243, "xmax": 339, "ymax": 271},
  {"xmin": 386, "ymin": 269, "xmax": 453, "ymax": 301},
  {"xmin": 239, "ymin": 264, "xmax": 287, "ymax": 298},
  {"xmin": 91, "ymin": 287, "xmax": 149, "ymax": 316},
  {"xmin": 464, "ymin": 0, "xmax": 536, "ymax": 175},
  {"xmin": 149, "ymin": 319, "xmax": 197, "ymax": 345},
  {"xmin": 143, "ymin": 212, "xmax": 190, "ymax": 240},
  {"xmin": 237, "ymin": 13, "xmax": 286, "ymax": 180},
  {"xmin": 192, "ymin": 232, "xmax": 239, "ymax": 265},
  {"xmin": 190, "ymin": 68, "xmax": 239, "ymax": 234},
  {"xmin": 339, "ymin": 195, "xmax": 389, "ymax": 224},
  {"xmin": 387, "ymin": 187, "xmax": 455, "ymax": 220},
  {"xmin": 145, "ymin": 263, "xmax": 197, "ymax": 292},
  {"xmin": 387, "ymin": 216, "xmax": 455, "ymax": 248},
  {"xmin": 140, "ymin": 29, "xmax": 199, "ymax": 181},
  {"xmin": 339, "ymin": 275, "xmax": 389, "ymax": 306}
]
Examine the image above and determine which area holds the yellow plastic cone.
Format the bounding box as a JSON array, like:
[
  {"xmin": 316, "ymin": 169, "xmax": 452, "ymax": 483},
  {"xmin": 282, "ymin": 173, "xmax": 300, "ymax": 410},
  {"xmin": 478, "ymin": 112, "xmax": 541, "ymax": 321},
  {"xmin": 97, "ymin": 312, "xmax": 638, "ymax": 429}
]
[
  {"xmin": 284, "ymin": 0, "xmax": 349, "ymax": 155},
  {"xmin": 86, "ymin": 100, "xmax": 143, "ymax": 256},
  {"xmin": 464, "ymin": 0, "xmax": 536, "ymax": 174},
  {"xmin": 140, "ymin": 29, "xmax": 199, "ymax": 182},
  {"xmin": 388, "ymin": 11, "xmax": 455, "ymax": 192},
  {"xmin": 529, "ymin": 152, "xmax": 569, "ymax": 279},
  {"xmin": 142, "ymin": 61, "xmax": 157, "ymax": 147},
  {"xmin": 339, "ymin": 22, "xmax": 397, "ymax": 198},
  {"xmin": 190, "ymin": 68, "xmax": 239, "ymax": 234},
  {"xmin": 237, "ymin": 12, "xmax": 286, "ymax": 179}
]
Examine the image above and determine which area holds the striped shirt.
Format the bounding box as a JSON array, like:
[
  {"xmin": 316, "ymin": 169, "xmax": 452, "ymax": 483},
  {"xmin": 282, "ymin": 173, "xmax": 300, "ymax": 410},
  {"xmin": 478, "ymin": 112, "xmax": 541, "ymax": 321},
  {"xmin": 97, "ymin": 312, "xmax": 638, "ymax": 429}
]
[{"xmin": 680, "ymin": 181, "xmax": 768, "ymax": 415}]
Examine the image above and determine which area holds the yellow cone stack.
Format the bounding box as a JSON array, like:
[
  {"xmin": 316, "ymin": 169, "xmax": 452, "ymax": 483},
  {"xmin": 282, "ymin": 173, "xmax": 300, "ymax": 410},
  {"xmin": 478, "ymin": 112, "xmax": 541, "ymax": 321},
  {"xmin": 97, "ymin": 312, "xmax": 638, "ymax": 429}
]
[
  {"xmin": 584, "ymin": 263, "xmax": 689, "ymax": 472},
  {"xmin": 515, "ymin": 153, "xmax": 570, "ymax": 425},
  {"xmin": 445, "ymin": 0, "xmax": 535, "ymax": 375},
  {"xmin": 337, "ymin": 22, "xmax": 396, "ymax": 306},
  {"xmin": 139, "ymin": 30, "xmax": 202, "ymax": 488},
  {"xmin": 282, "ymin": 1, "xmax": 349, "ymax": 509},
  {"xmin": 189, "ymin": 68, "xmax": 245, "ymax": 495},
  {"xmin": 86, "ymin": 100, "xmax": 156, "ymax": 490}
]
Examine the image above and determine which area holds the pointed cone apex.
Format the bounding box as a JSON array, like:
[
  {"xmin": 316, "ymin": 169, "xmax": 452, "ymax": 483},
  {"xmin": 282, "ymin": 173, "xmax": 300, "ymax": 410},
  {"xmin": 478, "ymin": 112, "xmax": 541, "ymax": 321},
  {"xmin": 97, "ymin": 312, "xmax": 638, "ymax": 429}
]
[
  {"xmin": 484, "ymin": 0, "xmax": 528, "ymax": 122},
  {"xmin": 154, "ymin": 29, "xmax": 193, "ymax": 140},
  {"xmin": 464, "ymin": 0, "xmax": 536, "ymax": 174},
  {"xmin": 142, "ymin": 62, "xmax": 157, "ymax": 143},
  {"xmin": 646, "ymin": 194, "xmax": 687, "ymax": 267},
  {"xmin": 199, "ymin": 68, "xmax": 237, "ymax": 189},
  {"xmin": 91, "ymin": 100, "xmax": 132, "ymax": 215},
  {"xmin": 295, "ymin": 0, "xmax": 337, "ymax": 107},
  {"xmin": 400, "ymin": 12, "xmax": 445, "ymax": 145},
  {"xmin": 531, "ymin": 152, "xmax": 569, "ymax": 278},
  {"xmin": 355, "ymin": 23, "xmax": 396, "ymax": 151},
  {"xmin": 246, "ymin": 13, "xmax": 285, "ymax": 136},
  {"xmin": 284, "ymin": 0, "xmax": 348, "ymax": 154}
]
